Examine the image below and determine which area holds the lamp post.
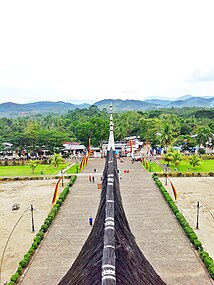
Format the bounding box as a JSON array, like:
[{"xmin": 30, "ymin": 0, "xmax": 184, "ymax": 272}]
[
  {"xmin": 61, "ymin": 169, "xmax": 64, "ymax": 187},
  {"xmin": 31, "ymin": 204, "xmax": 35, "ymax": 232},
  {"xmin": 196, "ymin": 201, "xmax": 200, "ymax": 229}
]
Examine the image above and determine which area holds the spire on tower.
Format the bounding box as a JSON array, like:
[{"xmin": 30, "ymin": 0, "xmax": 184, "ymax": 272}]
[{"xmin": 108, "ymin": 103, "xmax": 115, "ymax": 151}]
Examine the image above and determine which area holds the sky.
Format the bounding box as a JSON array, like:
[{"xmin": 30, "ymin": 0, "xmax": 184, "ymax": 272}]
[{"xmin": 1, "ymin": 0, "xmax": 214, "ymax": 104}]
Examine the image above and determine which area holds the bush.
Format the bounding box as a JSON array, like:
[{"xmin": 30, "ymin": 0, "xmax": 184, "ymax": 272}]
[
  {"xmin": 208, "ymin": 264, "xmax": 214, "ymax": 278},
  {"xmin": 33, "ymin": 236, "xmax": 42, "ymax": 244},
  {"xmin": 7, "ymin": 282, "xmax": 15, "ymax": 285},
  {"xmin": 31, "ymin": 241, "xmax": 39, "ymax": 250},
  {"xmin": 193, "ymin": 239, "xmax": 203, "ymax": 250},
  {"xmin": 10, "ymin": 272, "xmax": 19, "ymax": 283},
  {"xmin": 56, "ymin": 198, "xmax": 63, "ymax": 205},
  {"xmin": 16, "ymin": 265, "xmax": 22, "ymax": 274},
  {"xmin": 204, "ymin": 256, "xmax": 214, "ymax": 268},
  {"xmin": 28, "ymin": 247, "xmax": 35, "ymax": 255},
  {"xmin": 41, "ymin": 223, "xmax": 49, "ymax": 232},
  {"xmin": 188, "ymin": 233, "xmax": 198, "ymax": 243},
  {"xmin": 19, "ymin": 257, "xmax": 29, "ymax": 268},
  {"xmin": 36, "ymin": 231, "xmax": 44, "ymax": 240},
  {"xmin": 200, "ymin": 251, "xmax": 209, "ymax": 261}
]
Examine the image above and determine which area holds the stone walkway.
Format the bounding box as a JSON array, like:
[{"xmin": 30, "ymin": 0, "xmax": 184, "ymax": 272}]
[{"xmin": 20, "ymin": 158, "xmax": 213, "ymax": 285}]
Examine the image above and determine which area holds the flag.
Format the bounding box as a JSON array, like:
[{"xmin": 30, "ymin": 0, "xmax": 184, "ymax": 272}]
[
  {"xmin": 168, "ymin": 178, "xmax": 178, "ymax": 200},
  {"xmin": 52, "ymin": 177, "xmax": 62, "ymax": 205},
  {"xmin": 130, "ymin": 139, "xmax": 133, "ymax": 154}
]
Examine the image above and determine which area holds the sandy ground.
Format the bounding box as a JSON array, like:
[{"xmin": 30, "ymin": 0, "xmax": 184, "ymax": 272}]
[
  {"xmin": 159, "ymin": 177, "xmax": 214, "ymax": 260},
  {"xmin": 0, "ymin": 179, "xmax": 65, "ymax": 284}
]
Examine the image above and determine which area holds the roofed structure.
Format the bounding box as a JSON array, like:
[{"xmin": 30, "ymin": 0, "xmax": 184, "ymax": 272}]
[{"xmin": 58, "ymin": 104, "xmax": 166, "ymax": 285}]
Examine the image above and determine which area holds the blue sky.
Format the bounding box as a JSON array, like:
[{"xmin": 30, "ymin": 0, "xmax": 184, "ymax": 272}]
[{"xmin": 0, "ymin": 0, "xmax": 214, "ymax": 104}]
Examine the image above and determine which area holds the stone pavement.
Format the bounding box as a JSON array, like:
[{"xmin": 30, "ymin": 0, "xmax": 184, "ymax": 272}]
[{"xmin": 20, "ymin": 157, "xmax": 213, "ymax": 285}]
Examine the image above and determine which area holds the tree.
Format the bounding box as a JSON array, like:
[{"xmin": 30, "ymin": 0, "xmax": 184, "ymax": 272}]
[
  {"xmin": 28, "ymin": 160, "xmax": 38, "ymax": 174},
  {"xmin": 170, "ymin": 150, "xmax": 183, "ymax": 167},
  {"xmin": 188, "ymin": 155, "xmax": 201, "ymax": 168},
  {"xmin": 196, "ymin": 126, "xmax": 213, "ymax": 148},
  {"xmin": 51, "ymin": 153, "xmax": 63, "ymax": 168},
  {"xmin": 159, "ymin": 124, "xmax": 174, "ymax": 150}
]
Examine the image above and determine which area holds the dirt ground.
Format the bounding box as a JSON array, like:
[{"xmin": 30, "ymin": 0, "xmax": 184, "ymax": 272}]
[
  {"xmin": 0, "ymin": 179, "xmax": 65, "ymax": 284},
  {"xmin": 159, "ymin": 177, "xmax": 214, "ymax": 260}
]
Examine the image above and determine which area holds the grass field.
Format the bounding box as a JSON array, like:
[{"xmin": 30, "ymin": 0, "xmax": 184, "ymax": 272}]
[
  {"xmin": 160, "ymin": 159, "xmax": 214, "ymax": 172},
  {"xmin": 0, "ymin": 163, "xmax": 68, "ymax": 176},
  {"xmin": 142, "ymin": 161, "xmax": 163, "ymax": 172}
]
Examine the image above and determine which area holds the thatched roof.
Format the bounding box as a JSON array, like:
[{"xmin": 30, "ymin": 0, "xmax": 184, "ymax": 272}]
[{"xmin": 58, "ymin": 106, "xmax": 166, "ymax": 285}]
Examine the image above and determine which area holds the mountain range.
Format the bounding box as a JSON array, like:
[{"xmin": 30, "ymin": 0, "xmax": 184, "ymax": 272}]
[{"xmin": 0, "ymin": 95, "xmax": 214, "ymax": 117}]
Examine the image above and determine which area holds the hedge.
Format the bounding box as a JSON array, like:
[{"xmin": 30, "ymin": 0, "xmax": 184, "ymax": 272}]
[
  {"xmin": 7, "ymin": 175, "xmax": 77, "ymax": 284},
  {"xmin": 155, "ymin": 172, "xmax": 214, "ymax": 177},
  {"xmin": 153, "ymin": 173, "xmax": 214, "ymax": 280}
]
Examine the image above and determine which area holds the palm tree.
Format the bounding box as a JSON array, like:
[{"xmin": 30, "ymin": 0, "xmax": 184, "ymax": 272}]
[
  {"xmin": 188, "ymin": 155, "xmax": 201, "ymax": 168},
  {"xmin": 28, "ymin": 160, "xmax": 38, "ymax": 174},
  {"xmin": 170, "ymin": 151, "xmax": 183, "ymax": 168},
  {"xmin": 196, "ymin": 126, "xmax": 213, "ymax": 148},
  {"xmin": 159, "ymin": 123, "xmax": 174, "ymax": 151},
  {"xmin": 51, "ymin": 153, "xmax": 63, "ymax": 168}
]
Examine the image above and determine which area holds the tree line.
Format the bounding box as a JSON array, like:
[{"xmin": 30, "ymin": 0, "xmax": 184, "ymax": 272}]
[{"xmin": 0, "ymin": 106, "xmax": 213, "ymax": 153}]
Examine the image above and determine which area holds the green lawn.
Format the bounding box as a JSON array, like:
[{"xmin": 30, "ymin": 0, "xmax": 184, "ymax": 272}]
[
  {"xmin": 142, "ymin": 161, "xmax": 163, "ymax": 172},
  {"xmin": 160, "ymin": 159, "xmax": 214, "ymax": 172},
  {"xmin": 150, "ymin": 161, "xmax": 163, "ymax": 172},
  {"xmin": 0, "ymin": 163, "xmax": 68, "ymax": 177}
]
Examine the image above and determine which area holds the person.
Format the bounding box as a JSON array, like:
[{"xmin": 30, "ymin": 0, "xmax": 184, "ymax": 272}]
[
  {"xmin": 89, "ymin": 175, "xmax": 91, "ymax": 182},
  {"xmin": 92, "ymin": 176, "xmax": 95, "ymax": 182},
  {"xmin": 89, "ymin": 216, "xmax": 93, "ymax": 226}
]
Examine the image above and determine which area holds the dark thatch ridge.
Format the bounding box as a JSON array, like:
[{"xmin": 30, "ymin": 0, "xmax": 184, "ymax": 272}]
[{"xmin": 58, "ymin": 149, "xmax": 167, "ymax": 285}]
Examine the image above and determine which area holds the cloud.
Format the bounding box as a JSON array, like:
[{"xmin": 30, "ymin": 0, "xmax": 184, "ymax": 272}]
[{"xmin": 189, "ymin": 67, "xmax": 214, "ymax": 82}]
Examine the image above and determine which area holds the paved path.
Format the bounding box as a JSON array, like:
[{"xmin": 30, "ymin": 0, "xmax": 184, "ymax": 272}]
[
  {"xmin": 118, "ymin": 159, "xmax": 213, "ymax": 285},
  {"xmin": 20, "ymin": 158, "xmax": 213, "ymax": 285}
]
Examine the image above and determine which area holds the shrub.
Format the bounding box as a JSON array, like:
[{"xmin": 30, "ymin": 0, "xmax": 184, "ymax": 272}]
[
  {"xmin": 19, "ymin": 257, "xmax": 29, "ymax": 268},
  {"xmin": 28, "ymin": 247, "xmax": 35, "ymax": 255},
  {"xmin": 188, "ymin": 233, "xmax": 198, "ymax": 243},
  {"xmin": 7, "ymin": 282, "xmax": 15, "ymax": 285},
  {"xmin": 16, "ymin": 265, "xmax": 22, "ymax": 274},
  {"xmin": 204, "ymin": 256, "xmax": 214, "ymax": 268},
  {"xmin": 208, "ymin": 264, "xmax": 214, "ymax": 278},
  {"xmin": 10, "ymin": 272, "xmax": 20, "ymax": 283},
  {"xmin": 33, "ymin": 236, "xmax": 42, "ymax": 244},
  {"xmin": 31, "ymin": 241, "xmax": 39, "ymax": 250},
  {"xmin": 193, "ymin": 239, "xmax": 203, "ymax": 250},
  {"xmin": 36, "ymin": 231, "xmax": 44, "ymax": 240},
  {"xmin": 41, "ymin": 223, "xmax": 49, "ymax": 232},
  {"xmin": 200, "ymin": 251, "xmax": 209, "ymax": 261},
  {"xmin": 56, "ymin": 198, "xmax": 63, "ymax": 205}
]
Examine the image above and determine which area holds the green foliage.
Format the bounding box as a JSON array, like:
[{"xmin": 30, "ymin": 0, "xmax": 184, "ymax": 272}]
[
  {"xmin": 10, "ymin": 272, "xmax": 19, "ymax": 283},
  {"xmin": 159, "ymin": 123, "xmax": 174, "ymax": 149},
  {"xmin": 208, "ymin": 264, "xmax": 214, "ymax": 278},
  {"xmin": 51, "ymin": 153, "xmax": 64, "ymax": 168},
  {"xmin": 0, "ymin": 163, "xmax": 69, "ymax": 177},
  {"xmin": 0, "ymin": 107, "xmax": 214, "ymax": 151},
  {"xmin": 27, "ymin": 160, "xmax": 38, "ymax": 174},
  {"xmin": 200, "ymin": 251, "xmax": 209, "ymax": 261},
  {"xmin": 204, "ymin": 256, "xmax": 214, "ymax": 268},
  {"xmin": 160, "ymin": 159, "xmax": 214, "ymax": 173},
  {"xmin": 188, "ymin": 154, "xmax": 201, "ymax": 168}
]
